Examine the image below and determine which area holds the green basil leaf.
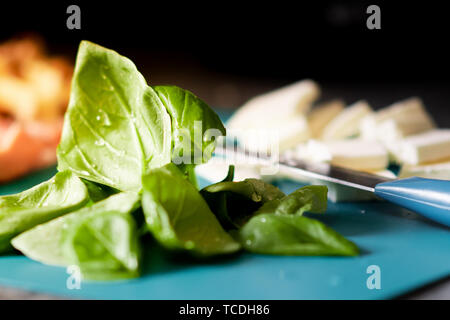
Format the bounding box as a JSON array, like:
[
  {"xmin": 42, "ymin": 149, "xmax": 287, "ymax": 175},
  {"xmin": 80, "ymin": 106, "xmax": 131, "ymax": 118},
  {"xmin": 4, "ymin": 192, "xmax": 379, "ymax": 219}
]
[
  {"xmin": 82, "ymin": 179, "xmax": 117, "ymax": 203},
  {"xmin": 202, "ymin": 178, "xmax": 285, "ymax": 203},
  {"xmin": 239, "ymin": 214, "xmax": 359, "ymax": 256},
  {"xmin": 142, "ymin": 163, "xmax": 240, "ymax": 256},
  {"xmin": 200, "ymin": 178, "xmax": 285, "ymax": 229},
  {"xmin": 255, "ymin": 185, "xmax": 328, "ymax": 216},
  {"xmin": 62, "ymin": 210, "xmax": 141, "ymax": 280},
  {"xmin": 57, "ymin": 41, "xmax": 172, "ymax": 192},
  {"xmin": 12, "ymin": 192, "xmax": 140, "ymax": 279},
  {"xmin": 153, "ymin": 85, "xmax": 226, "ymax": 165},
  {"xmin": 0, "ymin": 171, "xmax": 89, "ymax": 253}
]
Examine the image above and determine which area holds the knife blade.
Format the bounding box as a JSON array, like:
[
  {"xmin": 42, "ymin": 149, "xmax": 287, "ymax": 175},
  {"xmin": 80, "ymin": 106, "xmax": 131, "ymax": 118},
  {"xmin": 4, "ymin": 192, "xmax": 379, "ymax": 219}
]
[
  {"xmin": 213, "ymin": 145, "xmax": 450, "ymax": 227},
  {"xmin": 214, "ymin": 145, "xmax": 391, "ymax": 192}
]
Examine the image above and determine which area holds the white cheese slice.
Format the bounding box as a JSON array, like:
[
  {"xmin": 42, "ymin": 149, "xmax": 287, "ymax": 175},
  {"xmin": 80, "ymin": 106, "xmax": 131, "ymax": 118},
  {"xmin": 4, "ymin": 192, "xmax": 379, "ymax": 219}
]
[
  {"xmin": 232, "ymin": 115, "xmax": 310, "ymax": 153},
  {"xmin": 321, "ymin": 100, "xmax": 372, "ymax": 141},
  {"xmin": 294, "ymin": 138, "xmax": 388, "ymax": 171},
  {"xmin": 275, "ymin": 116, "xmax": 311, "ymax": 151},
  {"xmin": 327, "ymin": 139, "xmax": 388, "ymax": 171},
  {"xmin": 360, "ymin": 97, "xmax": 435, "ymax": 142},
  {"xmin": 399, "ymin": 160, "xmax": 450, "ymax": 179},
  {"xmin": 294, "ymin": 140, "xmax": 332, "ymax": 163},
  {"xmin": 195, "ymin": 161, "xmax": 262, "ymax": 184},
  {"xmin": 227, "ymin": 79, "xmax": 320, "ymax": 130},
  {"xmin": 395, "ymin": 129, "xmax": 450, "ymax": 165},
  {"xmin": 307, "ymin": 99, "xmax": 345, "ymax": 138}
]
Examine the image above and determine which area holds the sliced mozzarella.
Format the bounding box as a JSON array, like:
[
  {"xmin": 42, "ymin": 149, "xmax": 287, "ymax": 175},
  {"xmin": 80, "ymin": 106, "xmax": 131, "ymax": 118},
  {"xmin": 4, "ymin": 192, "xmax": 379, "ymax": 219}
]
[
  {"xmin": 395, "ymin": 129, "xmax": 450, "ymax": 165},
  {"xmin": 232, "ymin": 115, "xmax": 310, "ymax": 153},
  {"xmin": 307, "ymin": 99, "xmax": 345, "ymax": 138},
  {"xmin": 360, "ymin": 97, "xmax": 435, "ymax": 142},
  {"xmin": 294, "ymin": 140, "xmax": 332, "ymax": 163},
  {"xmin": 321, "ymin": 100, "xmax": 372, "ymax": 141},
  {"xmin": 275, "ymin": 116, "xmax": 310, "ymax": 151},
  {"xmin": 327, "ymin": 139, "xmax": 388, "ymax": 170},
  {"xmin": 195, "ymin": 160, "xmax": 262, "ymax": 184},
  {"xmin": 227, "ymin": 79, "xmax": 320, "ymax": 130},
  {"xmin": 294, "ymin": 138, "xmax": 388, "ymax": 171},
  {"xmin": 399, "ymin": 160, "xmax": 450, "ymax": 179}
]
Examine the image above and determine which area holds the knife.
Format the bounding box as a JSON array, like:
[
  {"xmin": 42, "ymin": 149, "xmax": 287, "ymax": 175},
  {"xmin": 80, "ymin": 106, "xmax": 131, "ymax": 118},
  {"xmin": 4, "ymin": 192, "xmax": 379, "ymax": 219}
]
[{"xmin": 214, "ymin": 146, "xmax": 450, "ymax": 227}]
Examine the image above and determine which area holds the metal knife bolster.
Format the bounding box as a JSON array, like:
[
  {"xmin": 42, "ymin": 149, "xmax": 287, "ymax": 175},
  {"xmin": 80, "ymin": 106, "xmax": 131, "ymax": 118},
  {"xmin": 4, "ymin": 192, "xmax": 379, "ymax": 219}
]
[{"xmin": 214, "ymin": 146, "xmax": 392, "ymax": 192}]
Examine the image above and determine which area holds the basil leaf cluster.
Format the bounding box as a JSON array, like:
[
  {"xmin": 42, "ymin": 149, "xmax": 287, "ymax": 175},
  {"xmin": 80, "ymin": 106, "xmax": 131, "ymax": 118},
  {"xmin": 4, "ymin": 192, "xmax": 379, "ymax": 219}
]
[{"xmin": 0, "ymin": 41, "xmax": 358, "ymax": 282}]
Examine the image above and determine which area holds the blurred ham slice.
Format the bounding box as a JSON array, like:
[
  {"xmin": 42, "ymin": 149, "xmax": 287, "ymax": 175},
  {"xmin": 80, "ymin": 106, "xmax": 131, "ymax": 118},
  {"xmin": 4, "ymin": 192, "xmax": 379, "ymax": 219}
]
[{"xmin": 0, "ymin": 118, "xmax": 62, "ymax": 182}]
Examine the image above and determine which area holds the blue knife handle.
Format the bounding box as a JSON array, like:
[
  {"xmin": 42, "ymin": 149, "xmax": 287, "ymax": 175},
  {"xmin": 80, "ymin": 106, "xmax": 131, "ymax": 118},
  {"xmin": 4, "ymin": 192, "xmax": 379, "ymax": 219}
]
[{"xmin": 375, "ymin": 177, "xmax": 450, "ymax": 227}]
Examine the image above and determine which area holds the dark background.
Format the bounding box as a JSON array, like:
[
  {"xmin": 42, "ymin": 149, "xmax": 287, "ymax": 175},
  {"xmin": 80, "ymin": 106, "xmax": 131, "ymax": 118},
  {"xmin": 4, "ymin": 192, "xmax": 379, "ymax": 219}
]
[{"xmin": 1, "ymin": 1, "xmax": 449, "ymax": 124}]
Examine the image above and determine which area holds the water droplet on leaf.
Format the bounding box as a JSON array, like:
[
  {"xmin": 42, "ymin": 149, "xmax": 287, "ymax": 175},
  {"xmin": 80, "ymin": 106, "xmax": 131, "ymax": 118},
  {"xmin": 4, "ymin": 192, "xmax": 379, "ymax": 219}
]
[{"xmin": 95, "ymin": 139, "xmax": 105, "ymax": 146}]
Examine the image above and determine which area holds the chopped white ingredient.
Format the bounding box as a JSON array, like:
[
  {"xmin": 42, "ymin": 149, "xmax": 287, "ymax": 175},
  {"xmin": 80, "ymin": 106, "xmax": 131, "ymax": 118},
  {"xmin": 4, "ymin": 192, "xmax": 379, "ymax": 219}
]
[
  {"xmin": 227, "ymin": 79, "xmax": 320, "ymax": 130},
  {"xmin": 195, "ymin": 161, "xmax": 262, "ymax": 183},
  {"xmin": 327, "ymin": 139, "xmax": 388, "ymax": 170},
  {"xmin": 294, "ymin": 140, "xmax": 332, "ymax": 163},
  {"xmin": 360, "ymin": 97, "xmax": 435, "ymax": 142},
  {"xmin": 293, "ymin": 138, "xmax": 388, "ymax": 171},
  {"xmin": 307, "ymin": 99, "xmax": 345, "ymax": 138},
  {"xmin": 399, "ymin": 160, "xmax": 450, "ymax": 179},
  {"xmin": 273, "ymin": 116, "xmax": 310, "ymax": 151},
  {"xmin": 321, "ymin": 100, "xmax": 372, "ymax": 141},
  {"xmin": 396, "ymin": 129, "xmax": 450, "ymax": 165},
  {"xmin": 230, "ymin": 115, "xmax": 310, "ymax": 153}
]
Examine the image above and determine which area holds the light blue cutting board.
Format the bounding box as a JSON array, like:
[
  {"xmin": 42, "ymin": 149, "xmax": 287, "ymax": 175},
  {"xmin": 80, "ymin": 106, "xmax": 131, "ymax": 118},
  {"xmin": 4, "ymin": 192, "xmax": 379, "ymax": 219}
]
[
  {"xmin": 1, "ymin": 166, "xmax": 450, "ymax": 299},
  {"xmin": 0, "ymin": 110, "xmax": 449, "ymax": 299}
]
